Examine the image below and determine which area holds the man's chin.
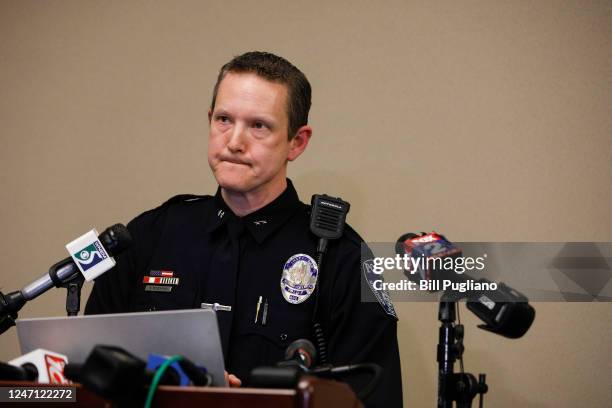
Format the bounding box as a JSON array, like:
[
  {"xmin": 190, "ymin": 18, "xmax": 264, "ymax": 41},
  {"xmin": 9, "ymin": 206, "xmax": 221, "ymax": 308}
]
[
  {"xmin": 214, "ymin": 175, "xmax": 253, "ymax": 194},
  {"xmin": 219, "ymin": 183, "xmax": 250, "ymax": 194}
]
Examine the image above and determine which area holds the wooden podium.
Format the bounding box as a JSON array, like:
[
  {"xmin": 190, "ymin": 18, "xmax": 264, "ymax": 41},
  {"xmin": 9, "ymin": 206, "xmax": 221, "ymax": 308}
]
[{"xmin": 0, "ymin": 376, "xmax": 363, "ymax": 407}]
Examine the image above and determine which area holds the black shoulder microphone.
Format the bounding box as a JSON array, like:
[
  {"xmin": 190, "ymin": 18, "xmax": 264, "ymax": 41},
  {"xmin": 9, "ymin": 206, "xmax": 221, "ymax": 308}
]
[
  {"xmin": 310, "ymin": 195, "xmax": 350, "ymax": 242},
  {"xmin": 309, "ymin": 194, "xmax": 350, "ymax": 364}
]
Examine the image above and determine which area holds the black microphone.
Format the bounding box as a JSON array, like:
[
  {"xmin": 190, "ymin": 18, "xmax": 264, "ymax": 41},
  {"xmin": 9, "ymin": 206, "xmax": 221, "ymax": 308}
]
[
  {"xmin": 280, "ymin": 338, "xmax": 317, "ymax": 370},
  {"xmin": 65, "ymin": 345, "xmax": 150, "ymax": 403},
  {"xmin": 0, "ymin": 361, "xmax": 38, "ymax": 381},
  {"xmin": 466, "ymin": 282, "xmax": 536, "ymax": 338},
  {"xmin": 64, "ymin": 345, "xmax": 212, "ymax": 403},
  {"xmin": 7, "ymin": 348, "xmax": 70, "ymax": 383},
  {"xmin": 250, "ymin": 339, "xmax": 317, "ymax": 388},
  {"xmin": 249, "ymin": 339, "xmax": 382, "ymax": 401},
  {"xmin": 0, "ymin": 224, "xmax": 132, "ymax": 334},
  {"xmin": 396, "ymin": 232, "xmax": 535, "ymax": 338}
]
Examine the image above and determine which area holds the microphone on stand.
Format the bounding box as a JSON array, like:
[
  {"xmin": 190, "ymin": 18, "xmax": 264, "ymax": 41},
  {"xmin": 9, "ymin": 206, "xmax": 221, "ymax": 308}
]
[
  {"xmin": 396, "ymin": 231, "xmax": 535, "ymax": 338},
  {"xmin": 0, "ymin": 224, "xmax": 132, "ymax": 334},
  {"xmin": 250, "ymin": 339, "xmax": 382, "ymax": 401}
]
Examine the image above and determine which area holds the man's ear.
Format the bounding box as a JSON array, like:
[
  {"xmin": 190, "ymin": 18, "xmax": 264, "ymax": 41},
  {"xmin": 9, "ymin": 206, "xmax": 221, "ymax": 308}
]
[
  {"xmin": 287, "ymin": 125, "xmax": 312, "ymax": 162},
  {"xmin": 208, "ymin": 109, "xmax": 213, "ymax": 123}
]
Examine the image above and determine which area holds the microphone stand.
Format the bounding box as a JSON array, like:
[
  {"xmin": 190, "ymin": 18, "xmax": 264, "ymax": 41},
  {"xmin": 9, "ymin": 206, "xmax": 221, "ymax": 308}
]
[
  {"xmin": 48, "ymin": 258, "xmax": 85, "ymax": 316},
  {"xmin": 0, "ymin": 260, "xmax": 85, "ymax": 336},
  {"xmin": 438, "ymin": 293, "xmax": 488, "ymax": 408},
  {"xmin": 59, "ymin": 274, "xmax": 84, "ymax": 316}
]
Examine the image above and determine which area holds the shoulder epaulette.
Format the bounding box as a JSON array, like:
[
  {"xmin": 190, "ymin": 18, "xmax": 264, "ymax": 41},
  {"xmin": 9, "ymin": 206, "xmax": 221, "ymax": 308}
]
[
  {"xmin": 342, "ymin": 223, "xmax": 365, "ymax": 246},
  {"xmin": 161, "ymin": 194, "xmax": 212, "ymax": 206},
  {"xmin": 129, "ymin": 194, "xmax": 212, "ymax": 225}
]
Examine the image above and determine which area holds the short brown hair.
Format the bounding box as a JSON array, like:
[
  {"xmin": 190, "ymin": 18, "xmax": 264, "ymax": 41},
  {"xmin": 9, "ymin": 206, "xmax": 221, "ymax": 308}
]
[{"xmin": 210, "ymin": 51, "xmax": 311, "ymax": 140}]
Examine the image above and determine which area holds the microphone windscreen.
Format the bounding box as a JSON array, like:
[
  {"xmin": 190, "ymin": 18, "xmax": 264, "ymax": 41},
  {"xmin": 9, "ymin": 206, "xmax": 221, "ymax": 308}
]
[
  {"xmin": 63, "ymin": 363, "xmax": 82, "ymax": 383},
  {"xmin": 284, "ymin": 339, "xmax": 317, "ymax": 368},
  {"xmin": 99, "ymin": 224, "xmax": 133, "ymax": 256},
  {"xmin": 0, "ymin": 361, "xmax": 35, "ymax": 381},
  {"xmin": 395, "ymin": 233, "xmax": 418, "ymax": 255}
]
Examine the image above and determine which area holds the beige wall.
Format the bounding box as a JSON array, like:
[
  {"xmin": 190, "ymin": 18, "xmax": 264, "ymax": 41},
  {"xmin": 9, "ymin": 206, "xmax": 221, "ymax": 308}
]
[{"xmin": 1, "ymin": 1, "xmax": 610, "ymax": 406}]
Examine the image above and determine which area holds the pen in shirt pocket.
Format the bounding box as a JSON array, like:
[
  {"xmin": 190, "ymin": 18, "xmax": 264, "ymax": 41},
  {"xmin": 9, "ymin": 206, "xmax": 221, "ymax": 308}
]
[
  {"xmin": 262, "ymin": 298, "xmax": 268, "ymax": 326},
  {"xmin": 255, "ymin": 296, "xmax": 262, "ymax": 323},
  {"xmin": 255, "ymin": 296, "xmax": 269, "ymax": 326}
]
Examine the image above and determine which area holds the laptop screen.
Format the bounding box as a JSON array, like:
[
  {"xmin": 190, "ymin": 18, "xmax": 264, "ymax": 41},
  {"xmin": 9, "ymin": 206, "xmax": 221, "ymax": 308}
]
[{"xmin": 16, "ymin": 309, "xmax": 226, "ymax": 386}]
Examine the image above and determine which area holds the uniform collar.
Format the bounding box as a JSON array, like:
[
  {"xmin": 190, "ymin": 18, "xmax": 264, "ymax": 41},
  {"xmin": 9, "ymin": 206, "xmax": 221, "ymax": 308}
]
[{"xmin": 206, "ymin": 179, "xmax": 302, "ymax": 244}]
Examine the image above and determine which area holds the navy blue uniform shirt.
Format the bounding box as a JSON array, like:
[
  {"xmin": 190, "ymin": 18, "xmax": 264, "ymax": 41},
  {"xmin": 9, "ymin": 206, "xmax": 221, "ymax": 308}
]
[{"xmin": 85, "ymin": 180, "xmax": 403, "ymax": 407}]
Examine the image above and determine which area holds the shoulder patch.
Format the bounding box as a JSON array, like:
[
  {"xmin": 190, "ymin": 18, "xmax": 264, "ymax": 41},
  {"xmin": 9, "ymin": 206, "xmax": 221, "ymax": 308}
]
[{"xmin": 362, "ymin": 258, "xmax": 398, "ymax": 320}]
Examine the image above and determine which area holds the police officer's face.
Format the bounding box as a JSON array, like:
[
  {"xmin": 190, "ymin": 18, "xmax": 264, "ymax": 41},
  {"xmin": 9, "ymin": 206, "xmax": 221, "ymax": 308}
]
[{"xmin": 208, "ymin": 73, "xmax": 310, "ymax": 197}]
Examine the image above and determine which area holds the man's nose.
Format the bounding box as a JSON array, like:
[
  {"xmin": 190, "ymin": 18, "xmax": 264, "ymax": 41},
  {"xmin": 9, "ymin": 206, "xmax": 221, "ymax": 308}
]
[{"xmin": 227, "ymin": 123, "xmax": 247, "ymax": 153}]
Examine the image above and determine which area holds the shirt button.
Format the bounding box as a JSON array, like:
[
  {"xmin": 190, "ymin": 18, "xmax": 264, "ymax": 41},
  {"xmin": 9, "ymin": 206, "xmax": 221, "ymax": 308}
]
[{"xmin": 280, "ymin": 333, "xmax": 288, "ymax": 341}]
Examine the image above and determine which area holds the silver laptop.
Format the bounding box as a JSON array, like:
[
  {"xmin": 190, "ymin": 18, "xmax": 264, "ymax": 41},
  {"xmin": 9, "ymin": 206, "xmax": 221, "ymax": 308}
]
[{"xmin": 16, "ymin": 309, "xmax": 227, "ymax": 386}]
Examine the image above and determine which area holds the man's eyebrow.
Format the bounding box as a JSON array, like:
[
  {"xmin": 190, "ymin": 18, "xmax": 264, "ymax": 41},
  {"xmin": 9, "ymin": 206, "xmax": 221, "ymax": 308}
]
[
  {"xmin": 251, "ymin": 114, "xmax": 277, "ymax": 124},
  {"xmin": 212, "ymin": 109, "xmax": 231, "ymax": 117},
  {"xmin": 212, "ymin": 108, "xmax": 279, "ymax": 125}
]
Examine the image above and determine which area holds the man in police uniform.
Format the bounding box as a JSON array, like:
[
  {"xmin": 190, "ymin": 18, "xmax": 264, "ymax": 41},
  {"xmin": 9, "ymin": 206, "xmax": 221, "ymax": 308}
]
[{"xmin": 85, "ymin": 51, "xmax": 403, "ymax": 407}]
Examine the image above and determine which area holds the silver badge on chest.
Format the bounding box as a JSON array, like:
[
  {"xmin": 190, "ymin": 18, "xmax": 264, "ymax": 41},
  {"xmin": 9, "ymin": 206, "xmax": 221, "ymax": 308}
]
[{"xmin": 280, "ymin": 254, "xmax": 318, "ymax": 304}]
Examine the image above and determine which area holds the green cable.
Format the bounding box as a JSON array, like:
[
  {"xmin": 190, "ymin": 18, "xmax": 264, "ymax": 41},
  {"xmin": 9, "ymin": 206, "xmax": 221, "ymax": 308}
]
[{"xmin": 143, "ymin": 355, "xmax": 183, "ymax": 408}]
